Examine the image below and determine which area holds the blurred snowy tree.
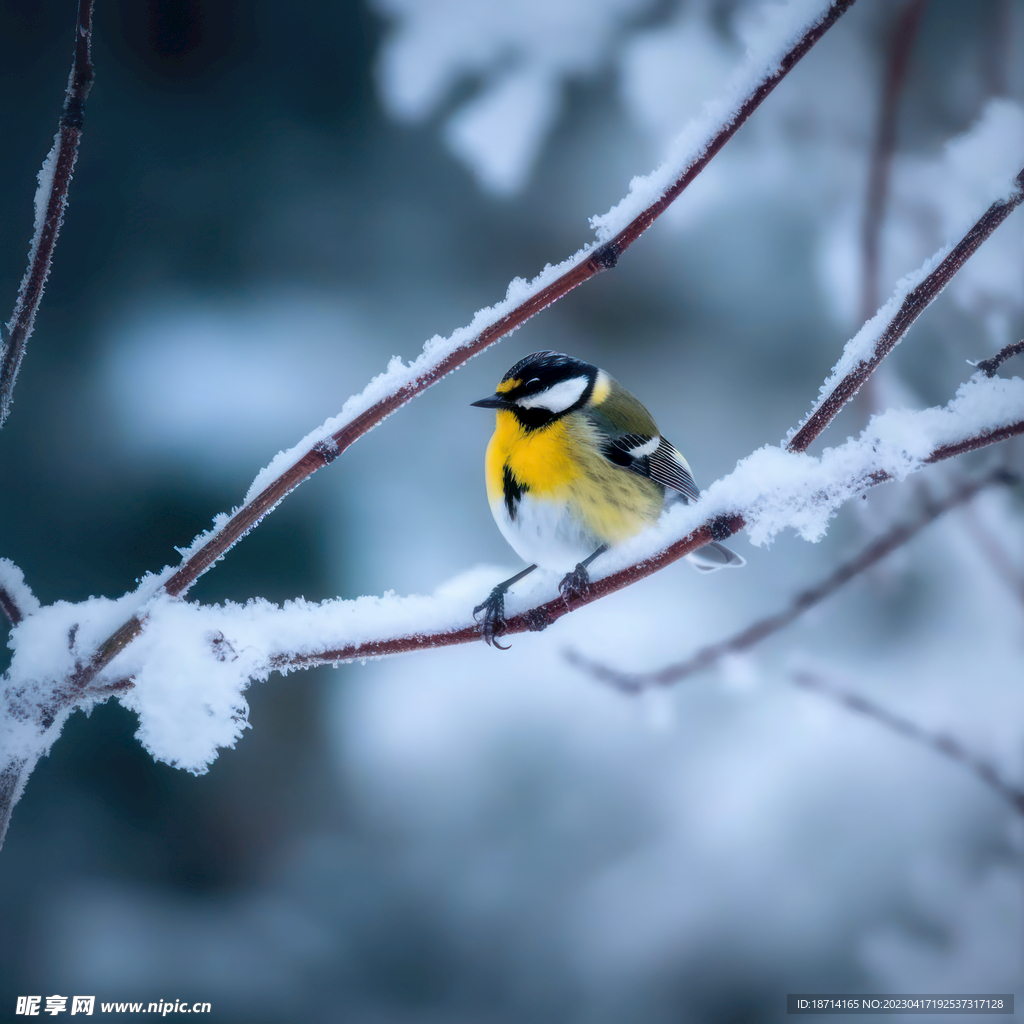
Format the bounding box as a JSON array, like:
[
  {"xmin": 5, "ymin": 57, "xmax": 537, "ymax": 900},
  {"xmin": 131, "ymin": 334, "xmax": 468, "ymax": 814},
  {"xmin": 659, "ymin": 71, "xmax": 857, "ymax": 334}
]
[{"xmin": 0, "ymin": 0, "xmax": 1022, "ymax": 1021}]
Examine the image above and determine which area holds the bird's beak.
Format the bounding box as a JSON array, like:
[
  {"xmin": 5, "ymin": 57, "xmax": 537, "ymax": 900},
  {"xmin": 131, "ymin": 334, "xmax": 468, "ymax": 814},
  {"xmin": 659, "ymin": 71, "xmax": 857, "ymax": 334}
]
[{"xmin": 471, "ymin": 394, "xmax": 510, "ymax": 409}]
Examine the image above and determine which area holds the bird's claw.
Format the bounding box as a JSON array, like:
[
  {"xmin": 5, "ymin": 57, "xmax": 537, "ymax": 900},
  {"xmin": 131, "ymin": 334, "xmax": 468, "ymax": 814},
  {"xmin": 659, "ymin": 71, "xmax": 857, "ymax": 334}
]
[
  {"xmin": 473, "ymin": 588, "xmax": 511, "ymax": 649},
  {"xmin": 558, "ymin": 562, "xmax": 593, "ymax": 603}
]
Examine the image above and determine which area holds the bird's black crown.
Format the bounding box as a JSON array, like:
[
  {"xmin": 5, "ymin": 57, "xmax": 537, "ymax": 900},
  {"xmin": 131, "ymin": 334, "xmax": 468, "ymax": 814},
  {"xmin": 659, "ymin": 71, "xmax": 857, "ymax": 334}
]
[{"xmin": 499, "ymin": 351, "xmax": 596, "ymax": 395}]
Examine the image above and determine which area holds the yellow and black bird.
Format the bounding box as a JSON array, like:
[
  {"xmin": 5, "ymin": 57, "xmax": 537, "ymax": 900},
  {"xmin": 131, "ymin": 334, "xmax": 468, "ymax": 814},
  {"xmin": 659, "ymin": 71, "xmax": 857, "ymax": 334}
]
[{"xmin": 472, "ymin": 350, "xmax": 743, "ymax": 645}]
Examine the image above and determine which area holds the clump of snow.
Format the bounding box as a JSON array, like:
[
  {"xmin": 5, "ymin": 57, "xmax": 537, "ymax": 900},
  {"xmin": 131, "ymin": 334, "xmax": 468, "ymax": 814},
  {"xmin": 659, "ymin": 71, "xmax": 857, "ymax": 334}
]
[
  {"xmin": 116, "ymin": 600, "xmax": 253, "ymax": 774},
  {"xmin": 443, "ymin": 66, "xmax": 560, "ymax": 196},
  {"xmin": 373, "ymin": 0, "xmax": 653, "ymax": 195}
]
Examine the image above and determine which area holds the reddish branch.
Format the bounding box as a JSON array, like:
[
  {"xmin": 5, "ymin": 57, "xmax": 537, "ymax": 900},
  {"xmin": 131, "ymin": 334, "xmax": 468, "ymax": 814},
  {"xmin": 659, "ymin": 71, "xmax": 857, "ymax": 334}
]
[
  {"xmin": 0, "ymin": 0, "xmax": 95, "ymax": 427},
  {"xmin": 267, "ymin": 423, "xmax": 1023, "ymax": 670},
  {"xmin": 788, "ymin": 165, "xmax": 1024, "ymax": 454},
  {"xmin": 793, "ymin": 669, "xmax": 1024, "ymax": 815},
  {"xmin": 569, "ymin": 472, "xmax": 1008, "ymax": 692},
  {"xmin": 976, "ymin": 340, "xmax": 1024, "ymax": 378},
  {"xmin": 63, "ymin": 0, "xmax": 856, "ymax": 685},
  {"xmin": 0, "ymin": 584, "xmax": 24, "ymax": 627}
]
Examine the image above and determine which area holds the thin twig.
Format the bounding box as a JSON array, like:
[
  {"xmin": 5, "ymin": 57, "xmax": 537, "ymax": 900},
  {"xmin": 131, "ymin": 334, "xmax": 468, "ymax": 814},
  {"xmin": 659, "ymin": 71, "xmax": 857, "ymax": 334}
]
[
  {"xmin": 0, "ymin": 757, "xmax": 29, "ymax": 852},
  {"xmin": 568, "ymin": 471, "xmax": 1008, "ymax": 692},
  {"xmin": 267, "ymin": 424, "xmax": 1024, "ymax": 671},
  {"xmin": 860, "ymin": 0, "xmax": 927, "ymax": 325},
  {"xmin": 0, "ymin": 585, "xmax": 24, "ymax": 628},
  {"xmin": 68, "ymin": 1, "xmax": 858, "ymax": 686},
  {"xmin": 961, "ymin": 502, "xmax": 1024, "ymax": 609},
  {"xmin": 0, "ymin": 0, "xmax": 95, "ymax": 427},
  {"xmin": 793, "ymin": 669, "xmax": 1024, "ymax": 816},
  {"xmin": 788, "ymin": 166, "xmax": 1024, "ymax": 454},
  {"xmin": 976, "ymin": 340, "xmax": 1024, "ymax": 378},
  {"xmin": 0, "ymin": 558, "xmax": 38, "ymax": 629}
]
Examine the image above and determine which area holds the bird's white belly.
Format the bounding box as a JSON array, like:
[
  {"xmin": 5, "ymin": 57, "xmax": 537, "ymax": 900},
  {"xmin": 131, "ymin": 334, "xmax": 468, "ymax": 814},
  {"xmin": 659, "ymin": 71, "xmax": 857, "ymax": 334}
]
[{"xmin": 490, "ymin": 494, "xmax": 600, "ymax": 571}]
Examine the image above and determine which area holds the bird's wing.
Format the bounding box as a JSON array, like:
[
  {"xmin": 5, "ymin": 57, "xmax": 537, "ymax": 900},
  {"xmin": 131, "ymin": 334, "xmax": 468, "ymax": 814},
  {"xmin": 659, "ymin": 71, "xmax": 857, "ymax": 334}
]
[{"xmin": 600, "ymin": 432, "xmax": 701, "ymax": 504}]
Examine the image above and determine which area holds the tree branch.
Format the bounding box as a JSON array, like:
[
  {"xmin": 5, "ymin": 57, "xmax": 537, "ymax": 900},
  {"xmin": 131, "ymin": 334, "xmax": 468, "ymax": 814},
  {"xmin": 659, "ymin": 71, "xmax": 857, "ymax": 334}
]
[
  {"xmin": 0, "ymin": 586, "xmax": 24, "ymax": 628},
  {"xmin": 567, "ymin": 471, "xmax": 1009, "ymax": 692},
  {"xmin": 860, "ymin": 0, "xmax": 927, "ymax": 325},
  {"xmin": 788, "ymin": 165, "xmax": 1024, "ymax": 454},
  {"xmin": 267, "ymin": 414, "xmax": 1024, "ymax": 671},
  {"xmin": 976, "ymin": 339, "xmax": 1024, "ymax": 378},
  {"xmin": 961, "ymin": 498, "xmax": 1024, "ymax": 609},
  {"xmin": 793, "ymin": 669, "xmax": 1024, "ymax": 816},
  {"xmin": 0, "ymin": 0, "xmax": 95, "ymax": 427},
  {"xmin": 0, "ymin": 757, "xmax": 29, "ymax": 852},
  {"xmin": 0, "ymin": 558, "xmax": 40, "ymax": 629}
]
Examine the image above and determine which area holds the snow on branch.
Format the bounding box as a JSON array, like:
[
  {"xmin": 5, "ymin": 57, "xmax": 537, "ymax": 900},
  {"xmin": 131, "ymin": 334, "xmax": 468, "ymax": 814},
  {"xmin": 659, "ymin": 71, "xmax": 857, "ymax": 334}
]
[
  {"xmin": 0, "ymin": 0, "xmax": 95, "ymax": 428},
  {"xmin": 788, "ymin": 163, "xmax": 1024, "ymax": 454},
  {"xmin": 253, "ymin": 373, "xmax": 1023, "ymax": 672},
  {"xmin": 57, "ymin": 0, "xmax": 857, "ymax": 693},
  {"xmin": 0, "ymin": 559, "xmax": 41, "ymax": 628},
  {"xmin": 568, "ymin": 471, "xmax": 1010, "ymax": 692},
  {"xmin": 3, "ymin": 373, "xmax": 1019, "ymax": 789}
]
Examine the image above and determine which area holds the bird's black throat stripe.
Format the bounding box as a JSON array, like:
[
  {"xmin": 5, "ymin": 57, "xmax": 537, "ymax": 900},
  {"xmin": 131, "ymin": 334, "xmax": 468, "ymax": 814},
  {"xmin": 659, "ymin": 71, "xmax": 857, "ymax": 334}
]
[{"xmin": 503, "ymin": 465, "xmax": 527, "ymax": 521}]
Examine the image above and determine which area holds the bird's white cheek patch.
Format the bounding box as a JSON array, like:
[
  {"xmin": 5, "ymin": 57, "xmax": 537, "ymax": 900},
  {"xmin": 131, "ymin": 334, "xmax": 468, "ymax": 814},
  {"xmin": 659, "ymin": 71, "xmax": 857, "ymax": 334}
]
[{"xmin": 516, "ymin": 375, "xmax": 589, "ymax": 413}]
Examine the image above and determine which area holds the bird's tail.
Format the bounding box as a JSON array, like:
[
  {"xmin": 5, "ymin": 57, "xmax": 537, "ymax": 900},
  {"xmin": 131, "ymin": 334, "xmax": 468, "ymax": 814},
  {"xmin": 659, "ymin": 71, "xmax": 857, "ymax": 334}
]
[{"xmin": 685, "ymin": 541, "xmax": 745, "ymax": 572}]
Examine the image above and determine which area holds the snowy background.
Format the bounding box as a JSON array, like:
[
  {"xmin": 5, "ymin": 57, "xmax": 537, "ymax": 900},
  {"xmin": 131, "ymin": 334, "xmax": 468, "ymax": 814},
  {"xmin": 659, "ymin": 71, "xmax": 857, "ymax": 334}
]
[{"xmin": 1, "ymin": 0, "xmax": 1023, "ymax": 1020}]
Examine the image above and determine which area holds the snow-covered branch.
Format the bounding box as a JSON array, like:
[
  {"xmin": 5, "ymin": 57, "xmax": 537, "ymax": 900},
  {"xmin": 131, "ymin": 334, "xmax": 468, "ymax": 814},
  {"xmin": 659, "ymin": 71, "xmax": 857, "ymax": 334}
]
[
  {"xmin": 0, "ymin": 559, "xmax": 39, "ymax": 628},
  {"xmin": 568, "ymin": 470, "xmax": 1009, "ymax": 692},
  {"xmin": 256, "ymin": 375, "xmax": 1023, "ymax": 671},
  {"xmin": 788, "ymin": 163, "xmax": 1024, "ymax": 453},
  {"xmin": 0, "ymin": 0, "xmax": 94, "ymax": 428}
]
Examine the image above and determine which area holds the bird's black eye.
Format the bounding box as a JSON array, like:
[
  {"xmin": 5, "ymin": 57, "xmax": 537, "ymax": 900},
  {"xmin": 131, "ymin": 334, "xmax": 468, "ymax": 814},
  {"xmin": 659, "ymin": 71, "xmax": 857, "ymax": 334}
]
[{"xmin": 526, "ymin": 377, "xmax": 541, "ymax": 387}]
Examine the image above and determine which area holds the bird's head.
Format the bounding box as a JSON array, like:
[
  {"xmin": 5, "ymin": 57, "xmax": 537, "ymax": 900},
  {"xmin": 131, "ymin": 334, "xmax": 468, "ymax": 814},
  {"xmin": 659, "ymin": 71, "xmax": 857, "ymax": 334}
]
[{"xmin": 472, "ymin": 351, "xmax": 600, "ymax": 429}]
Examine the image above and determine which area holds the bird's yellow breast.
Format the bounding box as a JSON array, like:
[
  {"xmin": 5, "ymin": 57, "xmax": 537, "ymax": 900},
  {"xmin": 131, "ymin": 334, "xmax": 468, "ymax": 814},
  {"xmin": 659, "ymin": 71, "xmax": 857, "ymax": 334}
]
[
  {"xmin": 484, "ymin": 409, "xmax": 664, "ymax": 545},
  {"xmin": 485, "ymin": 410, "xmax": 574, "ymax": 502}
]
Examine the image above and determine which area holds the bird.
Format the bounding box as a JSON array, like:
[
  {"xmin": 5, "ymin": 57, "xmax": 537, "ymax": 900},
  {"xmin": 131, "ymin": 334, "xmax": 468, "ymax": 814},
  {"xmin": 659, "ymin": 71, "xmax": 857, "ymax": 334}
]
[{"xmin": 471, "ymin": 350, "xmax": 743, "ymax": 646}]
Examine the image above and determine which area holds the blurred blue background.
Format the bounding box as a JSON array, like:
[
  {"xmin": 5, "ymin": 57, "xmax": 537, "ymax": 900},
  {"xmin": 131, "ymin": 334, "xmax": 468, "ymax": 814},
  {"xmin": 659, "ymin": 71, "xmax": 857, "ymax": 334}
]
[{"xmin": 1, "ymin": 0, "xmax": 1022, "ymax": 1020}]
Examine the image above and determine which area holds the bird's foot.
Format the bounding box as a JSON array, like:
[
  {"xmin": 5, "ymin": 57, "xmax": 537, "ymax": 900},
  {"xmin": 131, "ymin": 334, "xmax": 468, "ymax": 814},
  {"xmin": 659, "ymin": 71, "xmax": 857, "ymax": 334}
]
[
  {"xmin": 473, "ymin": 587, "xmax": 511, "ymax": 649},
  {"xmin": 558, "ymin": 562, "xmax": 593, "ymax": 604}
]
